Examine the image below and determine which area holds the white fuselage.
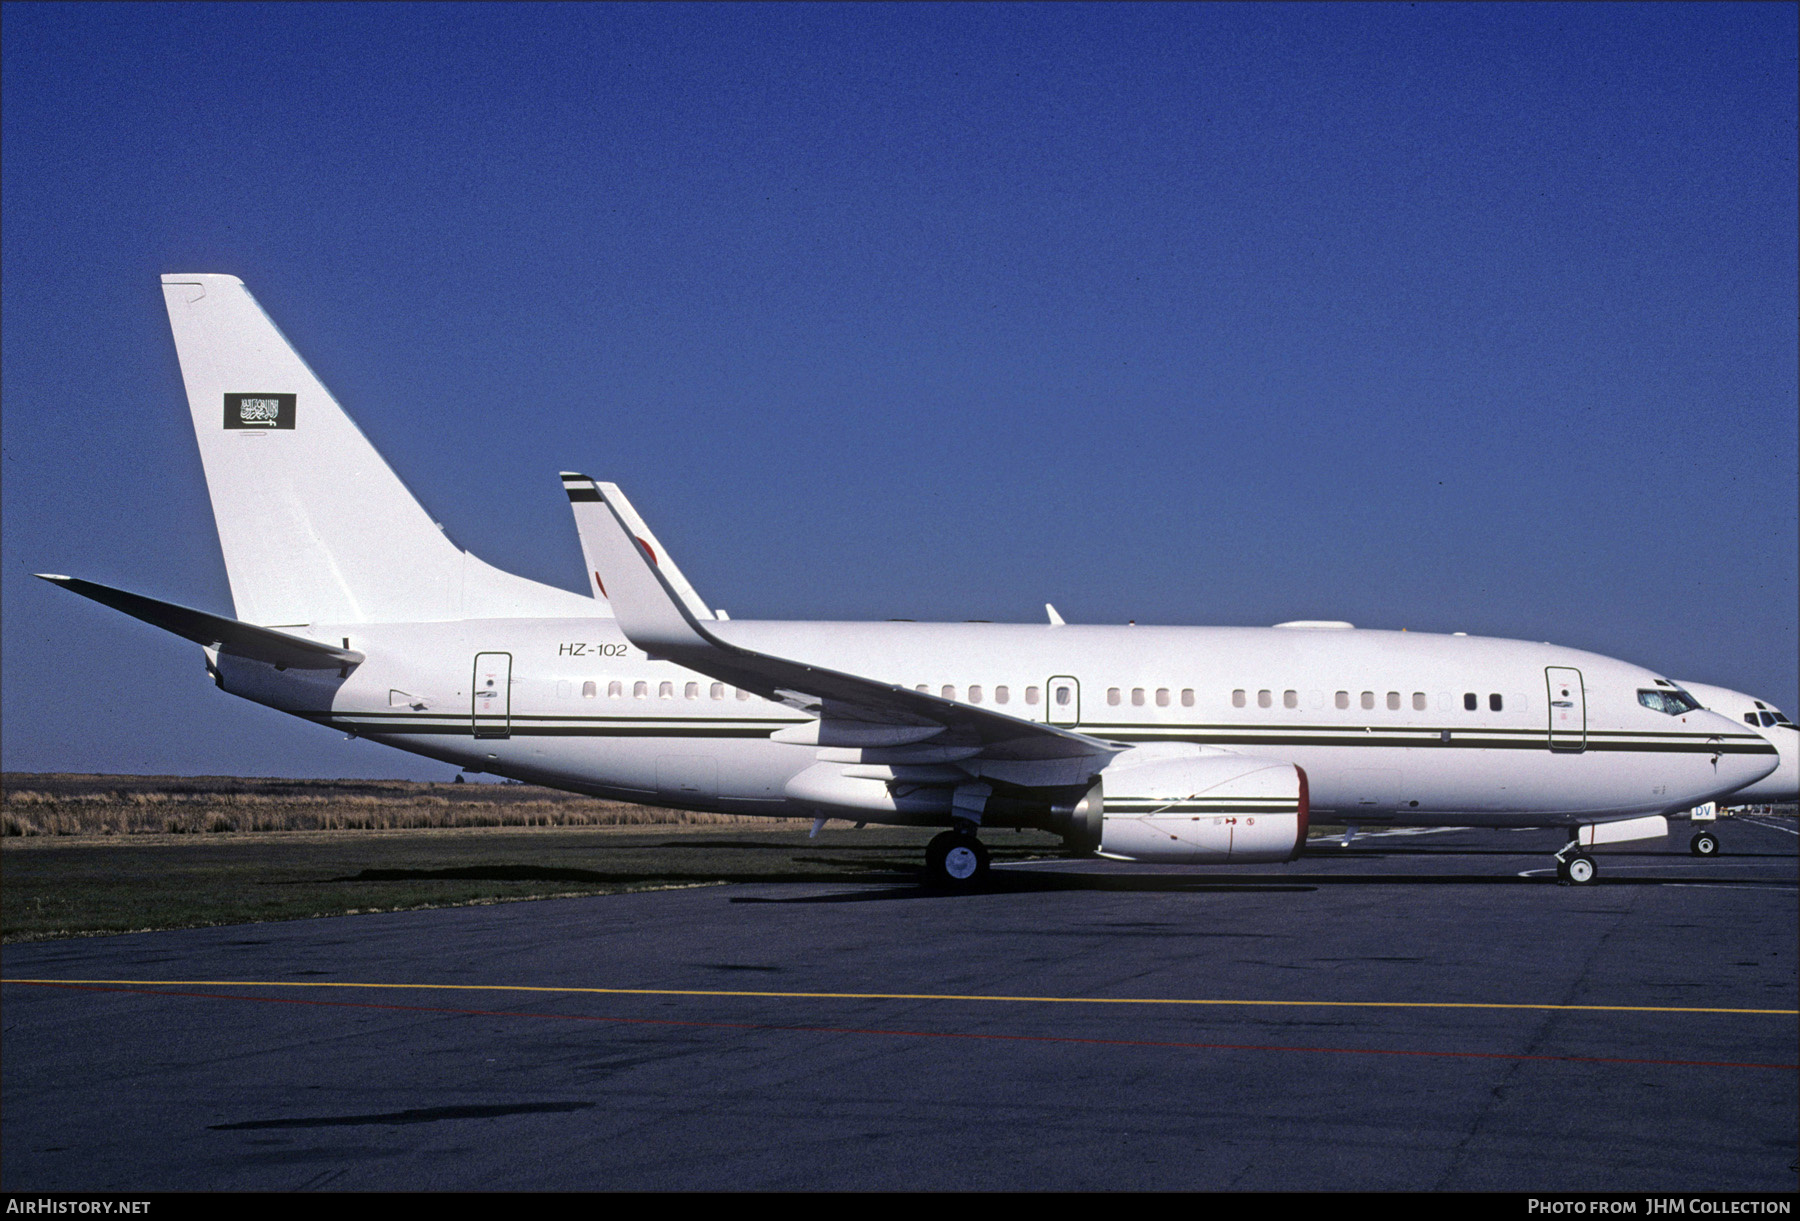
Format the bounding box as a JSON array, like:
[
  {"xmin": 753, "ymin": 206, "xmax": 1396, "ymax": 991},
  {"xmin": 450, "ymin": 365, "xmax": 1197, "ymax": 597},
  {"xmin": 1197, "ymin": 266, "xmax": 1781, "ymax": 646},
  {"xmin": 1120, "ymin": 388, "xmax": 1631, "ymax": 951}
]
[
  {"xmin": 215, "ymin": 618, "xmax": 1775, "ymax": 829},
  {"xmin": 1672, "ymin": 680, "xmax": 1798, "ymax": 804}
]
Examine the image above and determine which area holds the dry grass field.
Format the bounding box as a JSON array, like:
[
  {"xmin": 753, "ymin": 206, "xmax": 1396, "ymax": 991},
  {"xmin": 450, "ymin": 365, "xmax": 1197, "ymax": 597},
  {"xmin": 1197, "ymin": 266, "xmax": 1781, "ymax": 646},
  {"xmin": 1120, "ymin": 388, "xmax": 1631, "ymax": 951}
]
[{"xmin": 2, "ymin": 773, "xmax": 804, "ymax": 836}]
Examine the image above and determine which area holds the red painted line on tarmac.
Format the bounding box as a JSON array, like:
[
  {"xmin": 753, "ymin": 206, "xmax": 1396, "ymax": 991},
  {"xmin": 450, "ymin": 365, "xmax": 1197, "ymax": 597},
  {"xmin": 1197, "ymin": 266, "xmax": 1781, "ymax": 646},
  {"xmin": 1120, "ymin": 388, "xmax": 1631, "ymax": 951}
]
[{"xmin": 12, "ymin": 980, "xmax": 1797, "ymax": 1072}]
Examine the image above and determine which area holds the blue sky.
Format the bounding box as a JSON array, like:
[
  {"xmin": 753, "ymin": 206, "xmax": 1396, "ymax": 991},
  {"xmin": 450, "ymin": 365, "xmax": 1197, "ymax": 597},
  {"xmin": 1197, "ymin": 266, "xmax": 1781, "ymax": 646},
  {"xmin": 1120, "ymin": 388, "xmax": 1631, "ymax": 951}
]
[{"xmin": 4, "ymin": 3, "xmax": 1795, "ymax": 778}]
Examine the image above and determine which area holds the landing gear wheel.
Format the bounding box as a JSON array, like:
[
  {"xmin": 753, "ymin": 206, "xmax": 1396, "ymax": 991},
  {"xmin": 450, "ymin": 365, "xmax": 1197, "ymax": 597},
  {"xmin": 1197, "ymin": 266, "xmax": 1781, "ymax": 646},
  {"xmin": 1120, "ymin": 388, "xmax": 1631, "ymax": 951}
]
[
  {"xmin": 925, "ymin": 830, "xmax": 989, "ymax": 891},
  {"xmin": 1563, "ymin": 854, "xmax": 1597, "ymax": 885},
  {"xmin": 1690, "ymin": 831, "xmax": 1719, "ymax": 857}
]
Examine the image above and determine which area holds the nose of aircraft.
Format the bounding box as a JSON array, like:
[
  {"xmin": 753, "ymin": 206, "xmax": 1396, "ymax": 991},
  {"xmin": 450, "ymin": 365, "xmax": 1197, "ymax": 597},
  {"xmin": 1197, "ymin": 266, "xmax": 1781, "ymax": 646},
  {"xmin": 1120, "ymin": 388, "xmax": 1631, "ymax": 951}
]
[
  {"xmin": 1696, "ymin": 708, "xmax": 1782, "ymax": 796},
  {"xmin": 1737, "ymin": 721, "xmax": 1799, "ymax": 802}
]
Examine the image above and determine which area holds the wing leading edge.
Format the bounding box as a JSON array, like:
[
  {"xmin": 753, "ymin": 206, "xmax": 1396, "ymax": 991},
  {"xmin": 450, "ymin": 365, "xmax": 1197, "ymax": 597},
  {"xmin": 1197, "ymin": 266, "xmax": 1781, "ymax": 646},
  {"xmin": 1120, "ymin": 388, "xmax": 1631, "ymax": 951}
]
[{"xmin": 563, "ymin": 473, "xmax": 1122, "ymax": 784}]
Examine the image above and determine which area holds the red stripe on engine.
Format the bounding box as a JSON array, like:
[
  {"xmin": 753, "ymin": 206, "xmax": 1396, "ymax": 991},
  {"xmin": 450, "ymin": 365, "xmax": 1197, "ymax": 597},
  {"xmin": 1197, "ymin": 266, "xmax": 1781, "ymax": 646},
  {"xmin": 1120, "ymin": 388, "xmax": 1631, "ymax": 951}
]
[{"xmin": 1291, "ymin": 766, "xmax": 1310, "ymax": 861}]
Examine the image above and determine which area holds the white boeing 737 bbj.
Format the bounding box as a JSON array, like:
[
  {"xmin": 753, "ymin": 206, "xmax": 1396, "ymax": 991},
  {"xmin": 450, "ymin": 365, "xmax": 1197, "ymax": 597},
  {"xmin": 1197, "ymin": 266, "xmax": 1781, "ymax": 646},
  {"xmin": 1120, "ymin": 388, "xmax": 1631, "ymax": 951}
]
[{"xmin": 40, "ymin": 275, "xmax": 1782, "ymax": 888}]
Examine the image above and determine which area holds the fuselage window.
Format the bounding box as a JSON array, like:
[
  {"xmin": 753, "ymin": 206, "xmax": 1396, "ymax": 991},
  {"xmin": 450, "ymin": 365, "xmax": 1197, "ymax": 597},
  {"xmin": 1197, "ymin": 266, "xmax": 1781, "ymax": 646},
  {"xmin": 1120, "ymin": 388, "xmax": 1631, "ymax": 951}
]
[
  {"xmin": 1156, "ymin": 688, "xmax": 1171, "ymax": 707},
  {"xmin": 1336, "ymin": 691, "xmax": 1350, "ymax": 710},
  {"xmin": 1489, "ymin": 693, "xmax": 1503, "ymax": 712},
  {"xmin": 1233, "ymin": 689, "xmax": 1247, "ymax": 708},
  {"xmin": 1108, "ymin": 688, "xmax": 1122, "ymax": 706},
  {"xmin": 582, "ymin": 681, "xmax": 597, "ymax": 698},
  {"xmin": 736, "ymin": 688, "xmax": 751, "ymax": 700},
  {"xmin": 1412, "ymin": 692, "xmax": 1427, "ymax": 711},
  {"xmin": 1180, "ymin": 688, "xmax": 1195, "ymax": 707},
  {"xmin": 942, "ymin": 685, "xmax": 956, "ymax": 701},
  {"xmin": 634, "ymin": 681, "xmax": 649, "ymax": 699},
  {"xmin": 710, "ymin": 683, "xmax": 724, "ymax": 700},
  {"xmin": 1361, "ymin": 691, "xmax": 1375, "ymax": 710},
  {"xmin": 1257, "ymin": 689, "xmax": 1272, "ymax": 709},
  {"xmin": 995, "ymin": 685, "xmax": 1010, "ymax": 704},
  {"xmin": 916, "ymin": 684, "xmax": 929, "ymax": 693},
  {"xmin": 1133, "ymin": 688, "xmax": 1146, "ymax": 706},
  {"xmin": 659, "ymin": 681, "xmax": 674, "ymax": 699},
  {"xmin": 1464, "ymin": 692, "xmax": 1478, "ymax": 711},
  {"xmin": 608, "ymin": 681, "xmax": 622, "ymax": 698},
  {"xmin": 1054, "ymin": 686, "xmax": 1072, "ymax": 707},
  {"xmin": 1283, "ymin": 690, "xmax": 1297, "ymax": 709},
  {"xmin": 1387, "ymin": 691, "xmax": 1401, "ymax": 711},
  {"xmin": 968, "ymin": 685, "xmax": 983, "ymax": 704},
  {"xmin": 1026, "ymin": 686, "xmax": 1040, "ymax": 705}
]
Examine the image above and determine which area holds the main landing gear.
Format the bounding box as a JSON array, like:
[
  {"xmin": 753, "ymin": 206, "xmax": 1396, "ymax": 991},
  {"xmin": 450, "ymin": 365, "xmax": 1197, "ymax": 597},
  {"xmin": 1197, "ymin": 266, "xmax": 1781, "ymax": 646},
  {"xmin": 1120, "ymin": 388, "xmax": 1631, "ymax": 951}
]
[
  {"xmin": 925, "ymin": 829, "xmax": 990, "ymax": 891},
  {"xmin": 924, "ymin": 784, "xmax": 996, "ymax": 892},
  {"xmin": 1689, "ymin": 829, "xmax": 1720, "ymax": 857}
]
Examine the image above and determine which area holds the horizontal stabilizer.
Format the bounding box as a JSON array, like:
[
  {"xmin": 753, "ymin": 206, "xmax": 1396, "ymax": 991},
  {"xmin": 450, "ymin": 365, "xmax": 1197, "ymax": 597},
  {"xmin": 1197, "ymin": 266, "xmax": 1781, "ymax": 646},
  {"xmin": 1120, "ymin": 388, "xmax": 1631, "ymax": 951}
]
[{"xmin": 37, "ymin": 575, "xmax": 363, "ymax": 670}]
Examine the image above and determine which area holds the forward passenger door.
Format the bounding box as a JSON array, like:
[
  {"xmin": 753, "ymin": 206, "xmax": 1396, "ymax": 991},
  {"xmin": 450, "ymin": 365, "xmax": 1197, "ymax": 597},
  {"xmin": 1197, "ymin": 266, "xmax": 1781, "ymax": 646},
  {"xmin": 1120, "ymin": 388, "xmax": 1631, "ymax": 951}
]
[{"xmin": 1546, "ymin": 666, "xmax": 1585, "ymax": 752}]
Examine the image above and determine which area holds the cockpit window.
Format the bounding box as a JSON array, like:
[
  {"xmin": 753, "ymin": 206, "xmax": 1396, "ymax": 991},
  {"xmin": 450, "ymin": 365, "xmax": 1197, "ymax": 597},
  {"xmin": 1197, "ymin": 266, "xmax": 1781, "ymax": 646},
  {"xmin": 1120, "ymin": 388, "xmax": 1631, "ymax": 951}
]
[{"xmin": 1638, "ymin": 689, "xmax": 1700, "ymax": 716}]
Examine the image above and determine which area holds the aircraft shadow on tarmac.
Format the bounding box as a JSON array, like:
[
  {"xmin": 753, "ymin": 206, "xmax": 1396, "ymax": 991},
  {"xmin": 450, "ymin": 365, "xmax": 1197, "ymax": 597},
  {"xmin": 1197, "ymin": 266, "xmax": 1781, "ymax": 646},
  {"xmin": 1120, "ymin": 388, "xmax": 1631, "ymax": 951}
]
[
  {"xmin": 317, "ymin": 847, "xmax": 1793, "ymax": 905},
  {"xmin": 730, "ymin": 868, "xmax": 1795, "ymax": 904},
  {"xmin": 209, "ymin": 1102, "xmax": 596, "ymax": 1131}
]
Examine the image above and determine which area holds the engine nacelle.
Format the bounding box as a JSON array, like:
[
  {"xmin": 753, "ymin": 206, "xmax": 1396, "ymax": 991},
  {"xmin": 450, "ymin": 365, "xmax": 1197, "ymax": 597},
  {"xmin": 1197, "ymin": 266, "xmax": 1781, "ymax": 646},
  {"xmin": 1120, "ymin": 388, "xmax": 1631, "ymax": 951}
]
[{"xmin": 1096, "ymin": 751, "xmax": 1308, "ymax": 864}]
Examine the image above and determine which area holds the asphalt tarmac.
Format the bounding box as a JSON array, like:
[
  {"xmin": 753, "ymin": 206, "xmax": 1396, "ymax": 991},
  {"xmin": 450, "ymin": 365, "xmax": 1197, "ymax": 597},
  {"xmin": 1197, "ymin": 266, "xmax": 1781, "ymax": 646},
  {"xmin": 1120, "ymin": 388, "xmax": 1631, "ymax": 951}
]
[{"xmin": 3, "ymin": 818, "xmax": 1795, "ymax": 1192}]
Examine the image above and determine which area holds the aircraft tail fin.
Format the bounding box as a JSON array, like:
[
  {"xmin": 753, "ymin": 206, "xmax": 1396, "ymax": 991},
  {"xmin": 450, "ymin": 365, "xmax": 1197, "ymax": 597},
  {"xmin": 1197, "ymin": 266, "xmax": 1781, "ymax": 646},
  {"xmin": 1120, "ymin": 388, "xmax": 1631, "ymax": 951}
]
[
  {"xmin": 160, "ymin": 274, "xmax": 594, "ymax": 625},
  {"xmin": 561, "ymin": 472, "xmax": 713, "ymax": 620}
]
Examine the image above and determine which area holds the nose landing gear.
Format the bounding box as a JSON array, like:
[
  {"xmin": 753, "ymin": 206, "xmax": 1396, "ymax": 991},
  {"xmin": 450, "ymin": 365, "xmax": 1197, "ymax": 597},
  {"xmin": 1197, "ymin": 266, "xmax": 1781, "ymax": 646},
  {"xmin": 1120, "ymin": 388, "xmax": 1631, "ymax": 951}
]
[{"xmin": 1555, "ymin": 852, "xmax": 1597, "ymax": 885}]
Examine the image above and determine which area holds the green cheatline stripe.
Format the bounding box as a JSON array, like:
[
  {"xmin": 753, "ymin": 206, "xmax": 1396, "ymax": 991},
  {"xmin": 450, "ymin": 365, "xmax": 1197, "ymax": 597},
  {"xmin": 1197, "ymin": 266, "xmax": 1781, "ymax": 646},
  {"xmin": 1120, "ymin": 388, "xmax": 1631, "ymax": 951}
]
[
  {"xmin": 312, "ymin": 710, "xmax": 1767, "ymax": 745},
  {"xmin": 4, "ymin": 979, "xmax": 1791, "ymax": 1016},
  {"xmin": 320, "ymin": 716, "xmax": 1772, "ymax": 754}
]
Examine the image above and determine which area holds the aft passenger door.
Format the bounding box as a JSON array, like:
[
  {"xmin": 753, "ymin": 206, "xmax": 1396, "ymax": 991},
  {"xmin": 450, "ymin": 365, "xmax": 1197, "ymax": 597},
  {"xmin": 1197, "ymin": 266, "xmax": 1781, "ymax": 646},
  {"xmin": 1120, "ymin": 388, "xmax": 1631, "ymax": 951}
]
[
  {"xmin": 1046, "ymin": 676, "xmax": 1081, "ymax": 727},
  {"xmin": 473, "ymin": 652, "xmax": 512, "ymax": 739},
  {"xmin": 1546, "ymin": 666, "xmax": 1585, "ymax": 752}
]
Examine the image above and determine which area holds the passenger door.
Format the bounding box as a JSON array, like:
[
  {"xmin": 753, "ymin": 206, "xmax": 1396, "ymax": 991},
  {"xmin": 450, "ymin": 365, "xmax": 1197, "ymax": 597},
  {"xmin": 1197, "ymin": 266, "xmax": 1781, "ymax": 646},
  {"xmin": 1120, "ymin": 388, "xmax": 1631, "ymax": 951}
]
[
  {"xmin": 472, "ymin": 652, "xmax": 512, "ymax": 739},
  {"xmin": 1546, "ymin": 666, "xmax": 1585, "ymax": 752}
]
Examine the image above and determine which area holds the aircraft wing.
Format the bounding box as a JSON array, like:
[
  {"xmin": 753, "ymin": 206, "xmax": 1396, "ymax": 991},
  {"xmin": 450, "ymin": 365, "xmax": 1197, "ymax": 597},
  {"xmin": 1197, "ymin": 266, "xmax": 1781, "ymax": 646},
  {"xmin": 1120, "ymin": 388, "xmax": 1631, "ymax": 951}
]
[
  {"xmin": 36, "ymin": 575, "xmax": 363, "ymax": 670},
  {"xmin": 566, "ymin": 476, "xmax": 1123, "ymax": 775}
]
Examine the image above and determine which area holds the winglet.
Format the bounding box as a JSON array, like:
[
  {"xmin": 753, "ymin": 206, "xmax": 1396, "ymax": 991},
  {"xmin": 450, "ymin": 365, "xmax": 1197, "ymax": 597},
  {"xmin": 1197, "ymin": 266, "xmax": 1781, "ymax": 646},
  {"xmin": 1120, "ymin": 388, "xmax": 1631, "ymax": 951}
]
[
  {"xmin": 569, "ymin": 482, "xmax": 738, "ymax": 671},
  {"xmin": 560, "ymin": 473, "xmax": 712, "ymax": 620},
  {"xmin": 1046, "ymin": 603, "xmax": 1065, "ymax": 626}
]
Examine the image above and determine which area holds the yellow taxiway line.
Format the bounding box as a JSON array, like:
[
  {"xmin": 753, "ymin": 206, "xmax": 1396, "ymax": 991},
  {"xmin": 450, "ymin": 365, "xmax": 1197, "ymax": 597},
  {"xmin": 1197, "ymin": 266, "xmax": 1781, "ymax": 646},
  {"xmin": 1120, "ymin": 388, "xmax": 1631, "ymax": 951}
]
[{"xmin": 3, "ymin": 978, "xmax": 1793, "ymax": 1016}]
